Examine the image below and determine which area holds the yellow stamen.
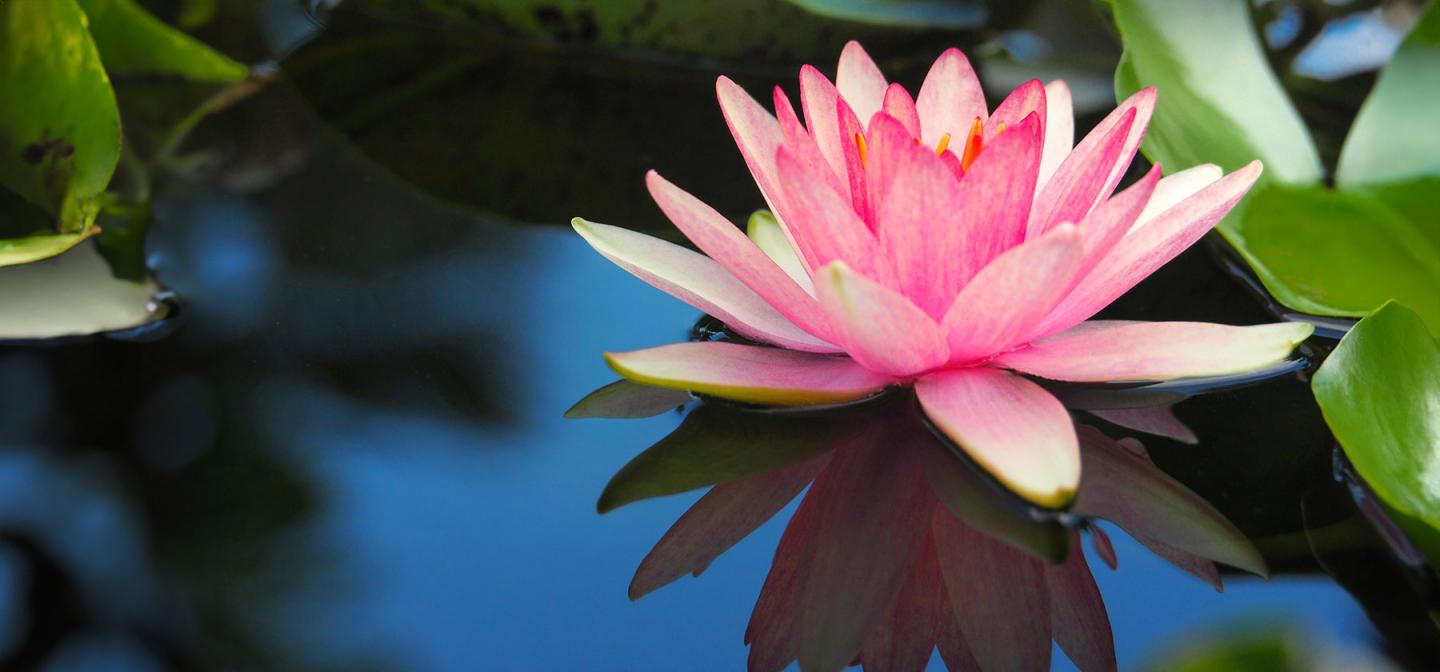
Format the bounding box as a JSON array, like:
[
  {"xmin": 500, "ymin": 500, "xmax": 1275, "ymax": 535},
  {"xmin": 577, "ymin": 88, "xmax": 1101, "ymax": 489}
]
[
  {"xmin": 854, "ymin": 132, "xmax": 867, "ymax": 168},
  {"xmin": 996, "ymin": 121, "xmax": 1007, "ymax": 135},
  {"xmin": 960, "ymin": 117, "xmax": 985, "ymax": 171},
  {"xmin": 934, "ymin": 132, "xmax": 952, "ymax": 156}
]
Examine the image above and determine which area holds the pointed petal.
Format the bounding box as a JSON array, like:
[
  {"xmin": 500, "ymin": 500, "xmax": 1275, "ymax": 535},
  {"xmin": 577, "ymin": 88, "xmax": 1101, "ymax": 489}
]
[
  {"xmin": 1089, "ymin": 405, "xmax": 1198, "ymax": 445},
  {"xmin": 1038, "ymin": 80, "xmax": 1074, "ymax": 193},
  {"xmin": 1073, "ymin": 164, "xmax": 1163, "ymax": 280},
  {"xmin": 1034, "ymin": 161, "xmax": 1264, "ymax": 334},
  {"xmin": 775, "ymin": 146, "xmax": 895, "ymax": 285},
  {"xmin": 774, "ymin": 85, "xmax": 849, "ymax": 212},
  {"xmin": 1073, "ymin": 426, "xmax": 1268, "ymax": 577},
  {"xmin": 646, "ymin": 173, "xmax": 836, "ymax": 344},
  {"xmin": 573, "ymin": 218, "xmax": 835, "ymax": 352},
  {"xmin": 985, "ymin": 79, "xmax": 1046, "ymax": 141},
  {"xmin": 1090, "ymin": 524, "xmax": 1119, "ymax": 570},
  {"xmin": 746, "ymin": 209, "xmax": 811, "ymax": 290},
  {"xmin": 800, "ymin": 65, "xmax": 850, "ymax": 192},
  {"xmin": 941, "ymin": 224, "xmax": 1084, "ymax": 364},
  {"xmin": 933, "ymin": 507, "xmax": 1052, "ymax": 671},
  {"xmin": 1095, "ymin": 87, "xmax": 1157, "ymax": 201},
  {"xmin": 717, "ymin": 76, "xmax": 787, "ymax": 212},
  {"xmin": 935, "ymin": 585, "xmax": 980, "ymax": 671},
  {"xmin": 629, "ymin": 454, "xmax": 826, "ymax": 599},
  {"xmin": 1138, "ymin": 534, "xmax": 1224, "ymax": 591},
  {"xmin": 747, "ymin": 470, "xmax": 822, "ymax": 672},
  {"xmin": 880, "ymin": 83, "xmax": 921, "ymax": 138},
  {"xmin": 996, "ymin": 320, "xmax": 1313, "ymax": 383},
  {"xmin": 794, "ymin": 431, "xmax": 932, "ymax": 672},
  {"xmin": 564, "ymin": 380, "xmax": 692, "ymax": 419},
  {"xmin": 605, "ymin": 342, "xmax": 892, "ymax": 406},
  {"xmin": 837, "ymin": 40, "xmax": 889, "ymax": 124},
  {"xmin": 1048, "ymin": 536, "xmax": 1117, "ymax": 672},
  {"xmin": 1028, "ymin": 107, "xmax": 1137, "ymax": 238},
  {"xmin": 916, "ymin": 367, "xmax": 1080, "ymax": 507},
  {"xmin": 860, "ymin": 532, "xmax": 944, "ymax": 672},
  {"xmin": 916, "ymin": 48, "xmax": 987, "ymax": 147},
  {"xmin": 814, "ymin": 261, "xmax": 950, "ymax": 377}
]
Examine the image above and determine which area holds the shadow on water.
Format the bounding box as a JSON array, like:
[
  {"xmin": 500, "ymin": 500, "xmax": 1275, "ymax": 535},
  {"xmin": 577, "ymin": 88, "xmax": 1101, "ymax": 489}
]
[{"xmin": 0, "ymin": 0, "xmax": 1435, "ymax": 670}]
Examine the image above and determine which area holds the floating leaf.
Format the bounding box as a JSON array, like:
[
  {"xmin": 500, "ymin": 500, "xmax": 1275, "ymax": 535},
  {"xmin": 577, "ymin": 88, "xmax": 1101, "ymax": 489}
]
[
  {"xmin": 78, "ymin": 0, "xmax": 248, "ymax": 82},
  {"xmin": 1335, "ymin": 3, "xmax": 1440, "ymax": 187},
  {"xmin": 0, "ymin": 0, "xmax": 120, "ymax": 231},
  {"xmin": 0, "ymin": 240, "xmax": 165, "ymax": 340},
  {"xmin": 782, "ymin": 0, "xmax": 985, "ymax": 29},
  {"xmin": 1224, "ymin": 182, "xmax": 1440, "ymax": 330},
  {"xmin": 1111, "ymin": 0, "xmax": 1322, "ymax": 185},
  {"xmin": 1313, "ymin": 303, "xmax": 1440, "ymax": 567}
]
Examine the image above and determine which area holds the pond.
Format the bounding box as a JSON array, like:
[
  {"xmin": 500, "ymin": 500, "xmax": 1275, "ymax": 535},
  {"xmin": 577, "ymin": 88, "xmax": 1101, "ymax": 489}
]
[{"xmin": 0, "ymin": 1, "xmax": 1437, "ymax": 671}]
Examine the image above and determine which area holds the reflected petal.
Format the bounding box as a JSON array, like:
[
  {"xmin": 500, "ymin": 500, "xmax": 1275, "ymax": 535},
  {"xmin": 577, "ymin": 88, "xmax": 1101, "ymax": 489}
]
[
  {"xmin": 1048, "ymin": 534, "xmax": 1117, "ymax": 672},
  {"xmin": 606, "ymin": 342, "xmax": 893, "ymax": 406},
  {"xmin": 860, "ymin": 532, "xmax": 945, "ymax": 672},
  {"xmin": 1089, "ymin": 405, "xmax": 1199, "ymax": 445}
]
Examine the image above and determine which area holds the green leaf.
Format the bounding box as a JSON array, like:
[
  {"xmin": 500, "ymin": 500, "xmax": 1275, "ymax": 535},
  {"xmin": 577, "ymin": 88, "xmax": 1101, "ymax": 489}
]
[
  {"xmin": 1222, "ymin": 182, "xmax": 1440, "ymax": 330},
  {"xmin": 782, "ymin": 0, "xmax": 985, "ymax": 28},
  {"xmin": 0, "ymin": 229, "xmax": 98, "ymax": 268},
  {"xmin": 1111, "ymin": 0, "xmax": 1322, "ymax": 185},
  {"xmin": 1335, "ymin": 1, "xmax": 1440, "ymax": 187},
  {"xmin": 1313, "ymin": 302, "xmax": 1440, "ymax": 567},
  {"xmin": 597, "ymin": 403, "xmax": 858, "ymax": 513},
  {"xmin": 78, "ymin": 0, "xmax": 247, "ymax": 82},
  {"xmin": 0, "ymin": 0, "xmax": 120, "ymax": 231}
]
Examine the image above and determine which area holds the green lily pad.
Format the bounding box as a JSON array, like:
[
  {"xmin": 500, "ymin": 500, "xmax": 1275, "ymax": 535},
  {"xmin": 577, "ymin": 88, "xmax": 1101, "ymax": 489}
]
[
  {"xmin": 782, "ymin": 0, "xmax": 985, "ymax": 28},
  {"xmin": 1313, "ymin": 302, "xmax": 1440, "ymax": 568},
  {"xmin": 1112, "ymin": 0, "xmax": 1440, "ymax": 330},
  {"xmin": 1335, "ymin": 3, "xmax": 1440, "ymax": 187},
  {"xmin": 0, "ymin": 0, "xmax": 120, "ymax": 232},
  {"xmin": 78, "ymin": 0, "xmax": 248, "ymax": 82},
  {"xmin": 1111, "ymin": 0, "xmax": 1322, "ymax": 184}
]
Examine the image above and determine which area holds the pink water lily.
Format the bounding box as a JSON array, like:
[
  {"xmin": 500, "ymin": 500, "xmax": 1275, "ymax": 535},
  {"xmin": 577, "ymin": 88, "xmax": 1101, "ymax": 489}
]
[{"xmin": 574, "ymin": 42, "xmax": 1312, "ymax": 507}]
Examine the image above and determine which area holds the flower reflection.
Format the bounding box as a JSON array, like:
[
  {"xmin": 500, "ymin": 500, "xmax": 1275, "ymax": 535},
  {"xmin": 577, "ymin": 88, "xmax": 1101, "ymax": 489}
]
[
  {"xmin": 587, "ymin": 388, "xmax": 1264, "ymax": 672},
  {"xmin": 574, "ymin": 42, "xmax": 1312, "ymax": 506}
]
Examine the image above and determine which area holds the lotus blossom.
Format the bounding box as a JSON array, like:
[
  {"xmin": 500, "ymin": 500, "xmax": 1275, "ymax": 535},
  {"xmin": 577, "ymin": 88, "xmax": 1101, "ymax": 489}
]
[{"xmin": 573, "ymin": 42, "xmax": 1313, "ymax": 507}]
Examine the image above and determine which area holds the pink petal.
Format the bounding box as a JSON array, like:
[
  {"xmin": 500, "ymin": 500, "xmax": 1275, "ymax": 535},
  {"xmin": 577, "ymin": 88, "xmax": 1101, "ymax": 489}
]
[
  {"xmin": 1072, "ymin": 164, "xmax": 1163, "ymax": 281},
  {"xmin": 985, "ymin": 79, "xmax": 1046, "ymax": 141},
  {"xmin": 1095, "ymin": 87, "xmax": 1158, "ymax": 202},
  {"xmin": 793, "ymin": 431, "xmax": 933, "ymax": 672},
  {"xmin": 774, "ymin": 146, "xmax": 896, "ymax": 286},
  {"xmin": 880, "ymin": 83, "xmax": 921, "ymax": 138},
  {"xmin": 995, "ymin": 320, "xmax": 1314, "ymax": 383},
  {"xmin": 1090, "ymin": 524, "xmax": 1119, "ymax": 570},
  {"xmin": 874, "ymin": 113, "xmax": 1045, "ymax": 318},
  {"xmin": 629, "ymin": 454, "xmax": 827, "ymax": 599},
  {"xmin": 837, "ymin": 40, "xmax": 889, "ymax": 124},
  {"xmin": 1089, "ymin": 405, "xmax": 1199, "ymax": 445},
  {"xmin": 1135, "ymin": 164, "xmax": 1223, "ymax": 230},
  {"xmin": 1027, "ymin": 107, "xmax": 1137, "ymax": 238},
  {"xmin": 837, "ymin": 97, "xmax": 875, "ymax": 227},
  {"xmin": 605, "ymin": 341, "xmax": 893, "ymax": 406},
  {"xmin": 1034, "ymin": 161, "xmax": 1264, "ymax": 333},
  {"xmin": 799, "ymin": 65, "xmax": 850, "ymax": 193},
  {"xmin": 774, "ymin": 87, "xmax": 850, "ymax": 231},
  {"xmin": 915, "ymin": 48, "xmax": 987, "ymax": 148},
  {"xmin": 813, "ymin": 261, "xmax": 950, "ymax": 377},
  {"xmin": 1073, "ymin": 426, "xmax": 1268, "ymax": 577},
  {"xmin": 932, "ymin": 506, "xmax": 1052, "ymax": 671},
  {"xmin": 717, "ymin": 76, "xmax": 787, "ymax": 213},
  {"xmin": 647, "ymin": 172, "xmax": 836, "ymax": 343},
  {"xmin": 860, "ymin": 531, "xmax": 945, "ymax": 672},
  {"xmin": 1048, "ymin": 535, "xmax": 1118, "ymax": 672},
  {"xmin": 941, "ymin": 224, "xmax": 1084, "ymax": 364},
  {"xmin": 573, "ymin": 219, "xmax": 836, "ymax": 352},
  {"xmin": 1038, "ymin": 80, "xmax": 1075, "ymax": 193},
  {"xmin": 916, "ymin": 367, "xmax": 1081, "ymax": 507}
]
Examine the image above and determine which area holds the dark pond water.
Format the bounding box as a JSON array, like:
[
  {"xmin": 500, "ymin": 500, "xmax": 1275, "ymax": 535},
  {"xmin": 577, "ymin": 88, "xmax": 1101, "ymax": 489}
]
[{"xmin": 1, "ymin": 3, "xmax": 1436, "ymax": 671}]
